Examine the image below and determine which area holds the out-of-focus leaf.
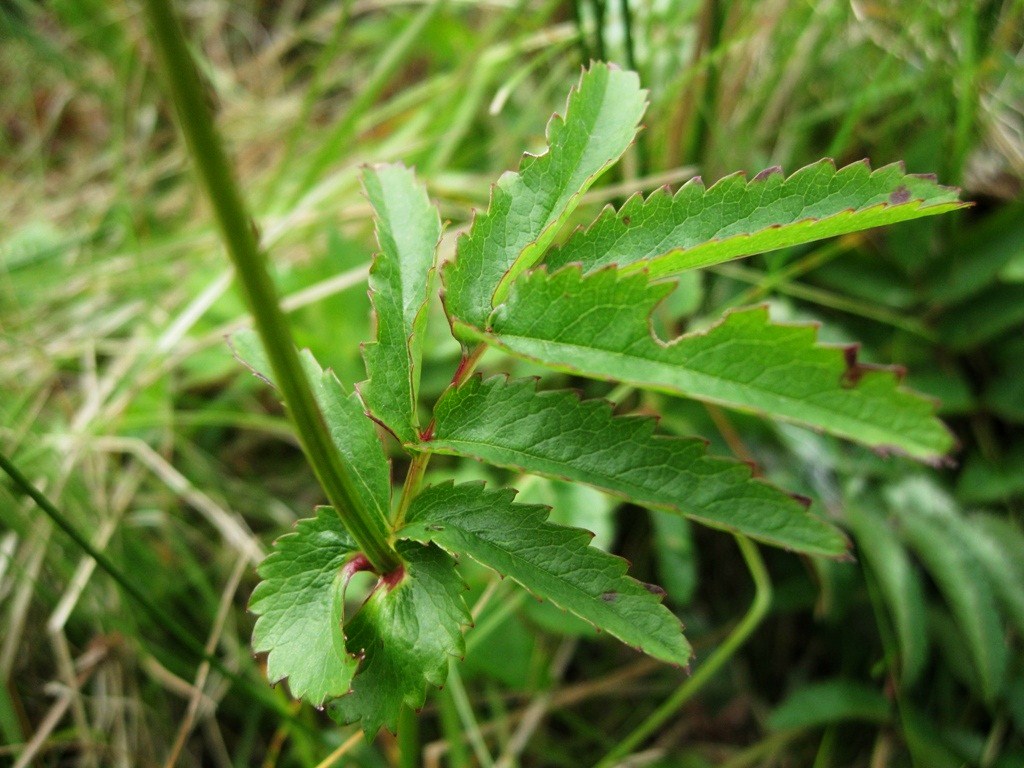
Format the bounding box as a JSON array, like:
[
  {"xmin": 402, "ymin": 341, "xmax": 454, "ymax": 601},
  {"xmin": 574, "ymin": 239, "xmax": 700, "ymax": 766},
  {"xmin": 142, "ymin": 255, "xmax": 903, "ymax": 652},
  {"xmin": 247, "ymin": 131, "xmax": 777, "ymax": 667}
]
[
  {"xmin": 844, "ymin": 505, "xmax": 930, "ymax": 688},
  {"xmin": 894, "ymin": 491, "xmax": 1007, "ymax": 702},
  {"xmin": 768, "ymin": 679, "xmax": 890, "ymax": 731},
  {"xmin": 651, "ymin": 512, "xmax": 699, "ymax": 607}
]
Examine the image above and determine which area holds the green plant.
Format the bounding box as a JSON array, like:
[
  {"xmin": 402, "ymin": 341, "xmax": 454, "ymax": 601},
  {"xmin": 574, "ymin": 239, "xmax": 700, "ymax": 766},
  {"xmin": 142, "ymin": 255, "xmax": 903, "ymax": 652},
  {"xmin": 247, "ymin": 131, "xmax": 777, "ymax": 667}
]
[{"xmin": 224, "ymin": 63, "xmax": 967, "ymax": 739}]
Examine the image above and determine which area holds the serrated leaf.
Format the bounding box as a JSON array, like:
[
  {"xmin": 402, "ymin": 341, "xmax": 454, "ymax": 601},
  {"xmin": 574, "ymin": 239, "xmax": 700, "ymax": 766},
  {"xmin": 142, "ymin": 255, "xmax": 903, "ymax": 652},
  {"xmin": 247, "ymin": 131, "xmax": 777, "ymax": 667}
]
[
  {"xmin": 424, "ymin": 376, "xmax": 846, "ymax": 556},
  {"xmin": 328, "ymin": 541, "xmax": 469, "ymax": 737},
  {"xmin": 249, "ymin": 507, "xmax": 359, "ymax": 706},
  {"xmin": 896, "ymin": 508, "xmax": 1007, "ymax": 702},
  {"xmin": 232, "ymin": 331, "xmax": 392, "ymax": 524},
  {"xmin": 768, "ymin": 679, "xmax": 890, "ymax": 731},
  {"xmin": 546, "ymin": 159, "xmax": 965, "ymax": 278},
  {"xmin": 360, "ymin": 164, "xmax": 442, "ymax": 443},
  {"xmin": 844, "ymin": 505, "xmax": 929, "ymax": 688},
  {"xmin": 467, "ymin": 266, "xmax": 952, "ymax": 462},
  {"xmin": 399, "ymin": 480, "xmax": 692, "ymax": 666},
  {"xmin": 443, "ymin": 62, "xmax": 646, "ymax": 336}
]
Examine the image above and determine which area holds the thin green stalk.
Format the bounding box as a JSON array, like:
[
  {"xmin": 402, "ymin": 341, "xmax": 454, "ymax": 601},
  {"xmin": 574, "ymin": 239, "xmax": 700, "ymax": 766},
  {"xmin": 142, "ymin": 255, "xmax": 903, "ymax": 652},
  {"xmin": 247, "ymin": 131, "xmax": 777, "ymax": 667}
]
[
  {"xmin": 439, "ymin": 685, "xmax": 470, "ymax": 768},
  {"xmin": 140, "ymin": 0, "xmax": 399, "ymax": 573},
  {"xmin": 393, "ymin": 451, "xmax": 431, "ymax": 530},
  {"xmin": 398, "ymin": 704, "xmax": 420, "ymax": 768},
  {"xmin": 0, "ymin": 451, "xmax": 297, "ymax": 724},
  {"xmin": 595, "ymin": 535, "xmax": 772, "ymax": 767},
  {"xmin": 447, "ymin": 664, "xmax": 495, "ymax": 768}
]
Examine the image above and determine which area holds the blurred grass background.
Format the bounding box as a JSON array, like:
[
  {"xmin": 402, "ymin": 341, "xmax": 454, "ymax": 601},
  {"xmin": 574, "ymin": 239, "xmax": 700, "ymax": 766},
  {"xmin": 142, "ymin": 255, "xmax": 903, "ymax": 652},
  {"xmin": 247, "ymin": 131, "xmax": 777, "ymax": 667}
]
[{"xmin": 1, "ymin": 1, "xmax": 1022, "ymax": 766}]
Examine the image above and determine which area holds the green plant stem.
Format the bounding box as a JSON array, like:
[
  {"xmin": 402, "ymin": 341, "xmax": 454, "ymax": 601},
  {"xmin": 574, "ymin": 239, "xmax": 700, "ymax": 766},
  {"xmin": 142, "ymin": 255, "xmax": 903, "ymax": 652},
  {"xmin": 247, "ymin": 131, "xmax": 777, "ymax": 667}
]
[
  {"xmin": 397, "ymin": 704, "xmax": 420, "ymax": 768},
  {"xmin": 0, "ymin": 451, "xmax": 297, "ymax": 724},
  {"xmin": 595, "ymin": 534, "xmax": 772, "ymax": 767},
  {"xmin": 140, "ymin": 0, "xmax": 399, "ymax": 573}
]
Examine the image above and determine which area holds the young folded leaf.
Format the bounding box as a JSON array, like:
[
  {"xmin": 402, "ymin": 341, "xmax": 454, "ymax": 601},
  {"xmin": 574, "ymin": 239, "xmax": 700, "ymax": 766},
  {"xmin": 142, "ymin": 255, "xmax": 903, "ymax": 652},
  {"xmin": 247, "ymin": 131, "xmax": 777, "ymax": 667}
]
[
  {"xmin": 467, "ymin": 266, "xmax": 953, "ymax": 463},
  {"xmin": 233, "ymin": 331, "xmax": 392, "ymax": 525},
  {"xmin": 423, "ymin": 375, "xmax": 846, "ymax": 556},
  {"xmin": 361, "ymin": 164, "xmax": 442, "ymax": 443},
  {"xmin": 443, "ymin": 62, "xmax": 646, "ymax": 337},
  {"xmin": 399, "ymin": 481, "xmax": 692, "ymax": 666},
  {"xmin": 249, "ymin": 507, "xmax": 360, "ymax": 706},
  {"xmin": 329, "ymin": 541, "xmax": 470, "ymax": 737},
  {"xmin": 545, "ymin": 159, "xmax": 966, "ymax": 278}
]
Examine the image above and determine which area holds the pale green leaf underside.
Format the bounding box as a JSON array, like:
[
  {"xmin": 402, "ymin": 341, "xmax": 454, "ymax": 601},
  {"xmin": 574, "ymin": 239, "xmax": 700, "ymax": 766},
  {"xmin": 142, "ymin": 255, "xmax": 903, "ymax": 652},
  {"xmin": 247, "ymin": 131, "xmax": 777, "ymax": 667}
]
[
  {"xmin": 249, "ymin": 507, "xmax": 358, "ymax": 706},
  {"xmin": 329, "ymin": 541, "xmax": 469, "ymax": 737},
  {"xmin": 361, "ymin": 163, "xmax": 441, "ymax": 443},
  {"xmin": 232, "ymin": 332, "xmax": 392, "ymax": 523},
  {"xmin": 473, "ymin": 267, "xmax": 952, "ymax": 462},
  {"xmin": 443, "ymin": 62, "xmax": 646, "ymax": 335},
  {"xmin": 546, "ymin": 159, "xmax": 966, "ymax": 278},
  {"xmin": 423, "ymin": 376, "xmax": 846, "ymax": 556},
  {"xmin": 400, "ymin": 481, "xmax": 692, "ymax": 666}
]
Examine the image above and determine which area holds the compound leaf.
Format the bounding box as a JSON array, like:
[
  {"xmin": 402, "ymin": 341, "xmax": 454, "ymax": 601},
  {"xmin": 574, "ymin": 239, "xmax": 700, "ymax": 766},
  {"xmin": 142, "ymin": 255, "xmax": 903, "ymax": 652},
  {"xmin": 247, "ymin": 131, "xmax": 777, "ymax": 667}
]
[
  {"xmin": 443, "ymin": 62, "xmax": 646, "ymax": 337},
  {"xmin": 361, "ymin": 163, "xmax": 442, "ymax": 443},
  {"xmin": 232, "ymin": 331, "xmax": 392, "ymax": 525},
  {"xmin": 423, "ymin": 375, "xmax": 846, "ymax": 556},
  {"xmin": 399, "ymin": 480, "xmax": 692, "ymax": 666},
  {"xmin": 249, "ymin": 507, "xmax": 360, "ymax": 706},
  {"xmin": 467, "ymin": 266, "xmax": 952, "ymax": 463},
  {"xmin": 546, "ymin": 159, "xmax": 966, "ymax": 278},
  {"xmin": 329, "ymin": 541, "xmax": 469, "ymax": 737}
]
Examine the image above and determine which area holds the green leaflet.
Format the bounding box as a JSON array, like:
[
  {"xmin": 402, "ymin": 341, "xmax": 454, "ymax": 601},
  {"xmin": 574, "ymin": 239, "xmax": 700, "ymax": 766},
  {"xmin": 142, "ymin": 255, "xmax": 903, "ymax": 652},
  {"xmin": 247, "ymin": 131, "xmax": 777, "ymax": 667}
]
[
  {"xmin": 249, "ymin": 508, "xmax": 359, "ymax": 706},
  {"xmin": 399, "ymin": 481, "xmax": 692, "ymax": 666},
  {"xmin": 545, "ymin": 159, "xmax": 966, "ymax": 278},
  {"xmin": 232, "ymin": 331, "xmax": 392, "ymax": 525},
  {"xmin": 423, "ymin": 376, "xmax": 847, "ymax": 556},
  {"xmin": 329, "ymin": 541, "xmax": 469, "ymax": 737},
  {"xmin": 443, "ymin": 62, "xmax": 646, "ymax": 336},
  {"xmin": 845, "ymin": 505, "xmax": 929, "ymax": 688},
  {"xmin": 471, "ymin": 266, "xmax": 953, "ymax": 463},
  {"xmin": 360, "ymin": 164, "xmax": 442, "ymax": 443}
]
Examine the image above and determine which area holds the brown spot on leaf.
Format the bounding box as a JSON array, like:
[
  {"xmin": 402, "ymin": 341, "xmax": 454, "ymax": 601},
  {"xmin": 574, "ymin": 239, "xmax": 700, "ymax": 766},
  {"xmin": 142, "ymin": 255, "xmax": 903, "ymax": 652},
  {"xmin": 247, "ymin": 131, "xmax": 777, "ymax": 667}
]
[
  {"xmin": 889, "ymin": 185, "xmax": 912, "ymax": 204},
  {"xmin": 601, "ymin": 591, "xmax": 619, "ymax": 602}
]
